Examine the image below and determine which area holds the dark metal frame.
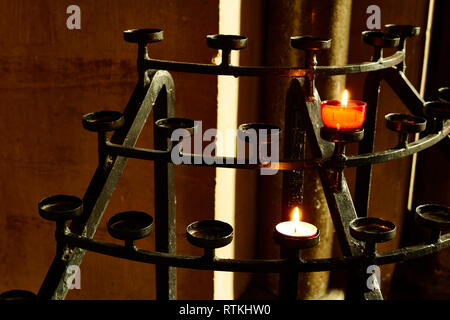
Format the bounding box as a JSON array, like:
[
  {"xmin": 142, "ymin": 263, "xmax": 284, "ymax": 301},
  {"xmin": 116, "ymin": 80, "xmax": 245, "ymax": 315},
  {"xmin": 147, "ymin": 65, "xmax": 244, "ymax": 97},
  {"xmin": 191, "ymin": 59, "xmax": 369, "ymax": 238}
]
[{"xmin": 35, "ymin": 28, "xmax": 450, "ymax": 301}]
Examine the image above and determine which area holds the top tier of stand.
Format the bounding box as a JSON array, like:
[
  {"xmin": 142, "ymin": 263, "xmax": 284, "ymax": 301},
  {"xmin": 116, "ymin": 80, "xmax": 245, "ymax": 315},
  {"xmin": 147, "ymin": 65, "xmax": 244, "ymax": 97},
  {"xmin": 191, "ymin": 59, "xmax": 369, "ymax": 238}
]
[{"xmin": 128, "ymin": 26, "xmax": 413, "ymax": 77}]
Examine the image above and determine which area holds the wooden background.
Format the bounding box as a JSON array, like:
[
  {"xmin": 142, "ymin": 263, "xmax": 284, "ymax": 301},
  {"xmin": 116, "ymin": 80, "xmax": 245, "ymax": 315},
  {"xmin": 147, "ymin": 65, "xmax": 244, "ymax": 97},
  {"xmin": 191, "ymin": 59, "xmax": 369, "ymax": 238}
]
[{"xmin": 0, "ymin": 0, "xmax": 221, "ymax": 299}]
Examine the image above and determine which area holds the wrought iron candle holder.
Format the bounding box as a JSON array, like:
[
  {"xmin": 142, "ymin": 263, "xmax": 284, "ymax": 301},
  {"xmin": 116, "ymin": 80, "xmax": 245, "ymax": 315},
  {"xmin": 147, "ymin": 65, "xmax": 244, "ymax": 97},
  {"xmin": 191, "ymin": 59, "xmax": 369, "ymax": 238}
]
[
  {"xmin": 384, "ymin": 113, "xmax": 427, "ymax": 148},
  {"xmin": 438, "ymin": 87, "xmax": 450, "ymax": 103},
  {"xmin": 186, "ymin": 220, "xmax": 234, "ymax": 259},
  {"xmin": 206, "ymin": 34, "xmax": 248, "ymax": 66},
  {"xmin": 238, "ymin": 123, "xmax": 281, "ymax": 165},
  {"xmin": 107, "ymin": 211, "xmax": 154, "ymax": 250},
  {"xmin": 154, "ymin": 118, "xmax": 196, "ymax": 137},
  {"xmin": 424, "ymin": 101, "xmax": 450, "ymax": 131},
  {"xmin": 321, "ymin": 126, "xmax": 365, "ymax": 191},
  {"xmin": 349, "ymin": 217, "xmax": 396, "ymax": 258},
  {"xmin": 415, "ymin": 204, "xmax": 450, "ymax": 244},
  {"xmin": 38, "ymin": 195, "xmax": 84, "ymax": 222},
  {"xmin": 155, "ymin": 117, "xmax": 196, "ymax": 154},
  {"xmin": 2, "ymin": 22, "xmax": 450, "ymax": 302},
  {"xmin": 0, "ymin": 290, "xmax": 38, "ymax": 301},
  {"xmin": 238, "ymin": 123, "xmax": 281, "ymax": 145}
]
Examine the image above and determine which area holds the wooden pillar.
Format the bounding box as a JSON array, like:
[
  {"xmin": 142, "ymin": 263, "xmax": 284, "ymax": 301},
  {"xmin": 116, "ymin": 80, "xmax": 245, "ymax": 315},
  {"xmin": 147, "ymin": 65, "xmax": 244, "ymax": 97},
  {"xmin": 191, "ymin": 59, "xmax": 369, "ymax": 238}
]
[{"xmin": 259, "ymin": 0, "xmax": 352, "ymax": 299}]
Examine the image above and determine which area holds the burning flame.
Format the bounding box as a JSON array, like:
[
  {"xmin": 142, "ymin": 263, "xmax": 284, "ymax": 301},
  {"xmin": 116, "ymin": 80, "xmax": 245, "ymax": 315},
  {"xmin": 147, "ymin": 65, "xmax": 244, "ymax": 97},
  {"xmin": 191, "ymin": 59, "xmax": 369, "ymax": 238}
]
[
  {"xmin": 292, "ymin": 207, "xmax": 301, "ymax": 233},
  {"xmin": 341, "ymin": 89, "xmax": 349, "ymax": 107},
  {"xmin": 292, "ymin": 207, "xmax": 301, "ymax": 221}
]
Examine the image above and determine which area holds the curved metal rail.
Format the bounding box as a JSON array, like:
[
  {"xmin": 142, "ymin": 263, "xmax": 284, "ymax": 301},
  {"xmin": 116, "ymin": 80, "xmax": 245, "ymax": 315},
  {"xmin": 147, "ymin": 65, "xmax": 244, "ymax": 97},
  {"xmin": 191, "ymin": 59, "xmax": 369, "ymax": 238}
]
[
  {"xmin": 143, "ymin": 51, "xmax": 404, "ymax": 77},
  {"xmin": 61, "ymin": 231, "xmax": 450, "ymax": 273},
  {"xmin": 342, "ymin": 122, "xmax": 450, "ymax": 168},
  {"xmin": 103, "ymin": 119, "xmax": 449, "ymax": 171}
]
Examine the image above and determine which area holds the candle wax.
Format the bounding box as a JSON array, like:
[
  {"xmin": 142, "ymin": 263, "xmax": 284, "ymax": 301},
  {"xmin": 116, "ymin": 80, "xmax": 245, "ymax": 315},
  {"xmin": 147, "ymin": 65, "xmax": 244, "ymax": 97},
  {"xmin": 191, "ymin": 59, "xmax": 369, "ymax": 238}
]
[
  {"xmin": 276, "ymin": 221, "xmax": 317, "ymax": 238},
  {"xmin": 321, "ymin": 100, "xmax": 366, "ymax": 129}
]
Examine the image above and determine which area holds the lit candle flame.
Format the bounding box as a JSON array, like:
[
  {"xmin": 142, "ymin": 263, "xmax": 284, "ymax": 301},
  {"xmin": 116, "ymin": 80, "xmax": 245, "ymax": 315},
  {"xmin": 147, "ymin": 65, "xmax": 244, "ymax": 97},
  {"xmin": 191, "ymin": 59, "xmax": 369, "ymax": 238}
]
[
  {"xmin": 292, "ymin": 207, "xmax": 301, "ymax": 234},
  {"xmin": 341, "ymin": 89, "xmax": 349, "ymax": 107}
]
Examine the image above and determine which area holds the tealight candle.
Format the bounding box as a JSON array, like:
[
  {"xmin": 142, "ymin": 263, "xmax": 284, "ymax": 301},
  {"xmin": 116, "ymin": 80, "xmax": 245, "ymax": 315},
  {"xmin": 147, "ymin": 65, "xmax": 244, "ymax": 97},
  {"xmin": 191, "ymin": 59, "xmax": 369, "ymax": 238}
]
[
  {"xmin": 275, "ymin": 207, "xmax": 318, "ymax": 238},
  {"xmin": 321, "ymin": 90, "xmax": 367, "ymax": 129}
]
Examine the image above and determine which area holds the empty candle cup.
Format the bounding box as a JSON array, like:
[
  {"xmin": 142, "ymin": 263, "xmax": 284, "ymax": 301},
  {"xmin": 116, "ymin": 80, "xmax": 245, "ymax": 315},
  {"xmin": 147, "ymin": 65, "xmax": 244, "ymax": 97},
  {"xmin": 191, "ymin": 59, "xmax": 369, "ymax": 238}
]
[
  {"xmin": 238, "ymin": 123, "xmax": 281, "ymax": 145},
  {"xmin": 0, "ymin": 290, "xmax": 37, "ymax": 301},
  {"xmin": 155, "ymin": 117, "xmax": 196, "ymax": 138},
  {"xmin": 186, "ymin": 220, "xmax": 233, "ymax": 250},
  {"xmin": 349, "ymin": 217, "xmax": 396, "ymax": 244},
  {"xmin": 438, "ymin": 87, "xmax": 450, "ymax": 103},
  {"xmin": 385, "ymin": 113, "xmax": 427, "ymax": 133},
  {"xmin": 38, "ymin": 194, "xmax": 83, "ymax": 222},
  {"xmin": 123, "ymin": 28, "xmax": 163, "ymax": 43},
  {"xmin": 424, "ymin": 101, "xmax": 450, "ymax": 120},
  {"xmin": 107, "ymin": 211, "xmax": 154, "ymax": 242},
  {"xmin": 206, "ymin": 34, "xmax": 248, "ymax": 50},
  {"xmin": 82, "ymin": 110, "xmax": 125, "ymax": 132},
  {"xmin": 385, "ymin": 113, "xmax": 427, "ymax": 148},
  {"xmin": 415, "ymin": 204, "xmax": 450, "ymax": 231}
]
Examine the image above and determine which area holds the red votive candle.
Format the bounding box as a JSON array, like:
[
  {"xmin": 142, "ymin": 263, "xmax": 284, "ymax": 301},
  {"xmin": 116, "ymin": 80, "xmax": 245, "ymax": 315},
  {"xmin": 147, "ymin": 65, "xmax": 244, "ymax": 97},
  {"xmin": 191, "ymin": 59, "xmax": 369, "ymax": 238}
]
[{"xmin": 321, "ymin": 90, "xmax": 367, "ymax": 129}]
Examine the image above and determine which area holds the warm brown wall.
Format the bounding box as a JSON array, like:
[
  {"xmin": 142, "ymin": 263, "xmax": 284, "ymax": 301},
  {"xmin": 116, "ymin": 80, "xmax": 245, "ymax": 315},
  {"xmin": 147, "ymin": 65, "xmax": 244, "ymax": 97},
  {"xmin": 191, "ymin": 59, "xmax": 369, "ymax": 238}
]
[{"xmin": 0, "ymin": 0, "xmax": 219, "ymax": 299}]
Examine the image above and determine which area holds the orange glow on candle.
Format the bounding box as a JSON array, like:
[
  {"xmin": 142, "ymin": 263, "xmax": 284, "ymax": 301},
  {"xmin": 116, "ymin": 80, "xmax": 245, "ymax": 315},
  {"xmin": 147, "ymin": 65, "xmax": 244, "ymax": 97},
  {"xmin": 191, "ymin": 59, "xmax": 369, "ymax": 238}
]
[{"xmin": 320, "ymin": 90, "xmax": 366, "ymax": 129}]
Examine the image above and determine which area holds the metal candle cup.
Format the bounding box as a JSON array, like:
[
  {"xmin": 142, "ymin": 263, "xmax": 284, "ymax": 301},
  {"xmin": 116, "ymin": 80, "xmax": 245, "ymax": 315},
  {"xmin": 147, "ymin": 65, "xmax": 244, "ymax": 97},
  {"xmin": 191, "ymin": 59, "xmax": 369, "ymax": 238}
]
[
  {"xmin": 415, "ymin": 204, "xmax": 450, "ymax": 231},
  {"xmin": 38, "ymin": 194, "xmax": 83, "ymax": 222},
  {"xmin": 349, "ymin": 217, "xmax": 396, "ymax": 244},
  {"xmin": 321, "ymin": 90, "xmax": 367, "ymax": 129},
  {"xmin": 186, "ymin": 220, "xmax": 234, "ymax": 250},
  {"xmin": 0, "ymin": 290, "xmax": 37, "ymax": 301},
  {"xmin": 349, "ymin": 217, "xmax": 396, "ymax": 258}
]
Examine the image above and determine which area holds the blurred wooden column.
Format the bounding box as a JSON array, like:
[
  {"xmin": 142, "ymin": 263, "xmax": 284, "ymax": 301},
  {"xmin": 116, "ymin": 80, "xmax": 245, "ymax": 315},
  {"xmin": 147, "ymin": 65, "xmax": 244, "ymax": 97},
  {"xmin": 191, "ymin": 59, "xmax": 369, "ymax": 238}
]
[{"xmin": 258, "ymin": 0, "xmax": 352, "ymax": 299}]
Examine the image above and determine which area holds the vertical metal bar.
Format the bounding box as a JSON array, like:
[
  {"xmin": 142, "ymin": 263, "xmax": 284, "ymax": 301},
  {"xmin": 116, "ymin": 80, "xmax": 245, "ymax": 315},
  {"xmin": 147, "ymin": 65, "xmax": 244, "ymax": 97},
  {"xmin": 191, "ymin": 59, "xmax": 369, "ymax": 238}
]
[
  {"xmin": 137, "ymin": 43, "xmax": 149, "ymax": 85},
  {"xmin": 37, "ymin": 71, "xmax": 175, "ymax": 300},
  {"xmin": 278, "ymin": 248, "xmax": 300, "ymax": 300},
  {"xmin": 354, "ymin": 70, "xmax": 385, "ymax": 217},
  {"xmin": 98, "ymin": 131, "xmax": 108, "ymax": 167},
  {"xmin": 383, "ymin": 68, "xmax": 425, "ymax": 117},
  {"xmin": 153, "ymin": 87, "xmax": 177, "ymax": 300},
  {"xmin": 279, "ymin": 79, "xmax": 306, "ymax": 301},
  {"xmin": 293, "ymin": 77, "xmax": 382, "ymax": 299}
]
